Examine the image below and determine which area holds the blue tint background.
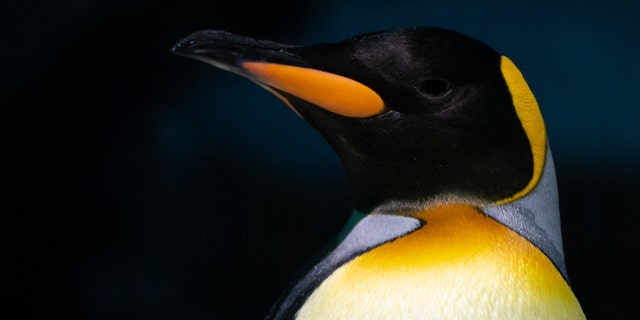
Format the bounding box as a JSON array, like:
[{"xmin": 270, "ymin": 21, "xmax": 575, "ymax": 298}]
[{"xmin": 6, "ymin": 0, "xmax": 638, "ymax": 319}]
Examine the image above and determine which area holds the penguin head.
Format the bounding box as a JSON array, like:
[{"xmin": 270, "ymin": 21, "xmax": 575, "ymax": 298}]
[{"xmin": 173, "ymin": 27, "xmax": 546, "ymax": 213}]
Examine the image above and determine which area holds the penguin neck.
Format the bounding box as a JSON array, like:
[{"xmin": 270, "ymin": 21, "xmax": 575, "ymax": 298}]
[
  {"xmin": 346, "ymin": 145, "xmax": 569, "ymax": 281},
  {"xmin": 341, "ymin": 146, "xmax": 533, "ymax": 214},
  {"xmin": 271, "ymin": 147, "xmax": 571, "ymax": 319},
  {"xmin": 482, "ymin": 146, "xmax": 569, "ymax": 280}
]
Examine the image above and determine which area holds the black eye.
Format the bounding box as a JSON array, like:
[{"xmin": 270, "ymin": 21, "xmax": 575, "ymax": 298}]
[{"xmin": 418, "ymin": 79, "xmax": 451, "ymax": 98}]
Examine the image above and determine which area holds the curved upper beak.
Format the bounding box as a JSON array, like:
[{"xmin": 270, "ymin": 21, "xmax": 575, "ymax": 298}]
[{"xmin": 172, "ymin": 30, "xmax": 301, "ymax": 79}]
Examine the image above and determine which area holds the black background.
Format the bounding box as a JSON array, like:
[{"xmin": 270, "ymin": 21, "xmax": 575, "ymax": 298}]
[{"xmin": 6, "ymin": 0, "xmax": 639, "ymax": 319}]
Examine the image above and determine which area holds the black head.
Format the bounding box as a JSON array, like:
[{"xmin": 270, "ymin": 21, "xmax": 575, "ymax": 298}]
[{"xmin": 173, "ymin": 27, "xmax": 544, "ymax": 213}]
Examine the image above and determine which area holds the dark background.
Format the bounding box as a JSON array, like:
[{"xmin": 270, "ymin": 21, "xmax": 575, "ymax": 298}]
[{"xmin": 6, "ymin": 0, "xmax": 639, "ymax": 319}]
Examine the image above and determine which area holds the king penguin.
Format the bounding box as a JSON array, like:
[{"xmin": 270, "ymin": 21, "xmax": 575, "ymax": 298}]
[{"xmin": 172, "ymin": 27, "xmax": 586, "ymax": 319}]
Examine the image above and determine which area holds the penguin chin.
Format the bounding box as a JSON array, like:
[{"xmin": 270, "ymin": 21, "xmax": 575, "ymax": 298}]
[{"xmin": 336, "ymin": 135, "xmax": 366, "ymax": 160}]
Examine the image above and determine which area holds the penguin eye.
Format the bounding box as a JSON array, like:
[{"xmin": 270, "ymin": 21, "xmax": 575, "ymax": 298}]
[{"xmin": 418, "ymin": 79, "xmax": 451, "ymax": 98}]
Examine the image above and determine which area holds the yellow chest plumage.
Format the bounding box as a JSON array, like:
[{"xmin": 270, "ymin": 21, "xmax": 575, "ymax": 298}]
[{"xmin": 296, "ymin": 205, "xmax": 585, "ymax": 319}]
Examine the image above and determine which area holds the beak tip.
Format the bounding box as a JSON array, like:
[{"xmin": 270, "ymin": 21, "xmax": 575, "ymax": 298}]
[
  {"xmin": 171, "ymin": 30, "xmax": 232, "ymax": 58},
  {"xmin": 170, "ymin": 44, "xmax": 183, "ymax": 56},
  {"xmin": 171, "ymin": 38, "xmax": 193, "ymax": 57}
]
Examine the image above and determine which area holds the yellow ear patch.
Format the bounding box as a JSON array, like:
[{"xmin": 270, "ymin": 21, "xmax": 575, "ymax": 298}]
[
  {"xmin": 242, "ymin": 62, "xmax": 384, "ymax": 118},
  {"xmin": 498, "ymin": 56, "xmax": 547, "ymax": 203}
]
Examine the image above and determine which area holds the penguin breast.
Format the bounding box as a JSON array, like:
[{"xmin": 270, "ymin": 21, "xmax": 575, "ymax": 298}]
[{"xmin": 296, "ymin": 205, "xmax": 585, "ymax": 319}]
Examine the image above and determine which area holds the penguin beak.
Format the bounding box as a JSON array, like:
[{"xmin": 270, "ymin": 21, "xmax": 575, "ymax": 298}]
[{"xmin": 172, "ymin": 30, "xmax": 384, "ymax": 118}]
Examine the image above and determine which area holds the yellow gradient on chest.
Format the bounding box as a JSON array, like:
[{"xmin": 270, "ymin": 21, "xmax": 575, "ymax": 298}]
[
  {"xmin": 296, "ymin": 205, "xmax": 585, "ymax": 319},
  {"xmin": 499, "ymin": 56, "xmax": 547, "ymax": 204}
]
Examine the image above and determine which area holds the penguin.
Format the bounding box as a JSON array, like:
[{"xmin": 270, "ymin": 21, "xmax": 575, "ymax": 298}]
[{"xmin": 172, "ymin": 27, "xmax": 586, "ymax": 319}]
